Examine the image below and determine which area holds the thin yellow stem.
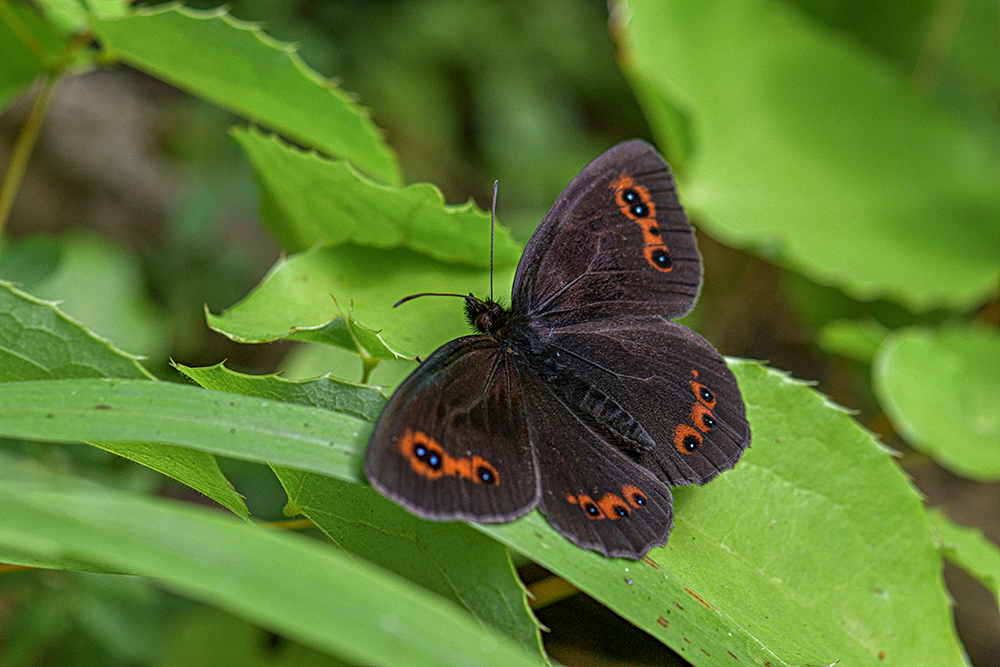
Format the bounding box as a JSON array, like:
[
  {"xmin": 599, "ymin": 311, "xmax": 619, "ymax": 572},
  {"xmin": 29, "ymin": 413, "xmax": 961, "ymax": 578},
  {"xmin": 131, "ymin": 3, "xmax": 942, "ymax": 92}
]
[{"xmin": 0, "ymin": 73, "xmax": 57, "ymax": 237}]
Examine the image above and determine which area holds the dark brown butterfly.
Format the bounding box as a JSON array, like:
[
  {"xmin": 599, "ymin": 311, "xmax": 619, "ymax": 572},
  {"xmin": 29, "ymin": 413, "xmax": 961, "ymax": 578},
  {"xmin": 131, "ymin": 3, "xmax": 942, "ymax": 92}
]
[{"xmin": 364, "ymin": 140, "xmax": 750, "ymax": 559}]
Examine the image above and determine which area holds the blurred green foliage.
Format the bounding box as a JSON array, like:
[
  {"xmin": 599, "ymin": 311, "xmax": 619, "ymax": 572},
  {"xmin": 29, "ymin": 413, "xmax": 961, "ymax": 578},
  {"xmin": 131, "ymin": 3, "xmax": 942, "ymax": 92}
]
[{"xmin": 1, "ymin": 0, "xmax": 999, "ymax": 665}]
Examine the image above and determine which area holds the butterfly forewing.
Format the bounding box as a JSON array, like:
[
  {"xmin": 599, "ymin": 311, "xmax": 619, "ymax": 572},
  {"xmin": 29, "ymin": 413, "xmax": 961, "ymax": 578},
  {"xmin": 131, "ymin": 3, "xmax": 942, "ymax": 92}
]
[
  {"xmin": 512, "ymin": 140, "xmax": 702, "ymax": 327},
  {"xmin": 365, "ymin": 337, "xmax": 540, "ymax": 522}
]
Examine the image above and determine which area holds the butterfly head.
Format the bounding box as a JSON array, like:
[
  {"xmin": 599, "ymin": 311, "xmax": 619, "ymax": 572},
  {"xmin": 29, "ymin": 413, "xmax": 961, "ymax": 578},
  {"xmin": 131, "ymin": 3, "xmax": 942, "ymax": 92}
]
[{"xmin": 465, "ymin": 294, "xmax": 516, "ymax": 339}]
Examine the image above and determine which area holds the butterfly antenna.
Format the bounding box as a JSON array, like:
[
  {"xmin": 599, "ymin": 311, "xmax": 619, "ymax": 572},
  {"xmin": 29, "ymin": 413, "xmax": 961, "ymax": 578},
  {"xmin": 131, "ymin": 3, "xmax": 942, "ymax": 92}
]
[
  {"xmin": 394, "ymin": 292, "xmax": 466, "ymax": 308},
  {"xmin": 490, "ymin": 180, "xmax": 498, "ymax": 302}
]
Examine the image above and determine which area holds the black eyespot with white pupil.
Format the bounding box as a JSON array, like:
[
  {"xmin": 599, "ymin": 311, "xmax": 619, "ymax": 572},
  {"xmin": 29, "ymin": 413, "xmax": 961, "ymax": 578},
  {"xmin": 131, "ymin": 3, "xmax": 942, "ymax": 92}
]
[
  {"xmin": 414, "ymin": 444, "xmax": 442, "ymax": 470},
  {"xmin": 702, "ymin": 413, "xmax": 716, "ymax": 429},
  {"xmin": 584, "ymin": 502, "xmax": 600, "ymax": 516},
  {"xmin": 614, "ymin": 505, "xmax": 629, "ymax": 518},
  {"xmin": 651, "ymin": 249, "xmax": 671, "ymax": 268},
  {"xmin": 631, "ymin": 493, "xmax": 646, "ymax": 506},
  {"xmin": 622, "ymin": 188, "xmax": 649, "ymax": 218},
  {"xmin": 683, "ymin": 434, "xmax": 700, "ymax": 452},
  {"xmin": 477, "ymin": 466, "xmax": 496, "ymax": 485},
  {"xmin": 700, "ymin": 386, "xmax": 715, "ymax": 403}
]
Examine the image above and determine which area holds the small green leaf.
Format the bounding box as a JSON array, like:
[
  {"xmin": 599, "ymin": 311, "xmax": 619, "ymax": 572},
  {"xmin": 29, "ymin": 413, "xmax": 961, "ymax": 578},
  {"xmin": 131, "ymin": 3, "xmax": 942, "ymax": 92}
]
[
  {"xmin": 207, "ymin": 244, "xmax": 511, "ymax": 372},
  {"xmin": 233, "ymin": 127, "xmax": 522, "ymax": 266},
  {"xmin": 175, "ymin": 361, "xmax": 386, "ymax": 423},
  {"xmin": 0, "ymin": 452, "xmax": 547, "ymax": 667},
  {"xmin": 619, "ymin": 0, "xmax": 1000, "ymax": 311},
  {"xmin": 874, "ymin": 325, "xmax": 1000, "ymax": 480},
  {"xmin": 88, "ymin": 5, "xmax": 401, "ymax": 185},
  {"xmin": 928, "ymin": 508, "xmax": 1000, "ymax": 605}
]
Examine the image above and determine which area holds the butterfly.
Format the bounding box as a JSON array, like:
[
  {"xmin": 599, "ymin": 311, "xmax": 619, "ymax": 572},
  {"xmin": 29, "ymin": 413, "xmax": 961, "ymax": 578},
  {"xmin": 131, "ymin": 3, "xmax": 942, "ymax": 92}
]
[{"xmin": 364, "ymin": 140, "xmax": 750, "ymax": 559}]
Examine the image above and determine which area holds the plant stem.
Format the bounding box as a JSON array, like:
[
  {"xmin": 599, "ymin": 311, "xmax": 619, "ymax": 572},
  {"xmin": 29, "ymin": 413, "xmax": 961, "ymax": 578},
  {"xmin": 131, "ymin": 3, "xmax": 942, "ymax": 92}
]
[{"xmin": 0, "ymin": 73, "xmax": 57, "ymax": 237}]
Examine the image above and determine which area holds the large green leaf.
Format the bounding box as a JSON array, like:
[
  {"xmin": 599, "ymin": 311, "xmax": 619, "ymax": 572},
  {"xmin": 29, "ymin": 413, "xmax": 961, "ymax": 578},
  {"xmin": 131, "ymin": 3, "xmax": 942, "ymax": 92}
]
[
  {"xmin": 0, "ymin": 279, "xmax": 151, "ymax": 381},
  {"xmin": 0, "ymin": 452, "xmax": 546, "ymax": 667},
  {"xmin": 274, "ymin": 470, "xmax": 547, "ymax": 660},
  {"xmin": 175, "ymin": 362, "xmax": 387, "ymax": 422},
  {"xmin": 88, "ymin": 5, "xmax": 401, "ymax": 185},
  {"xmin": 233, "ymin": 127, "xmax": 522, "ymax": 264},
  {"xmin": 618, "ymin": 0, "xmax": 1000, "ymax": 311},
  {"xmin": 873, "ymin": 325, "xmax": 1000, "ymax": 480},
  {"xmin": 479, "ymin": 362, "xmax": 964, "ymax": 666},
  {"xmin": 0, "ymin": 360, "xmax": 966, "ymax": 664}
]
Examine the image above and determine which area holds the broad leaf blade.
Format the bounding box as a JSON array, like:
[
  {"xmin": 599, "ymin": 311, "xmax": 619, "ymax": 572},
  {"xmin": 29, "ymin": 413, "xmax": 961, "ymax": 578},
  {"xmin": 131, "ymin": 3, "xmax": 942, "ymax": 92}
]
[
  {"xmin": 175, "ymin": 362, "xmax": 386, "ymax": 422},
  {"xmin": 275, "ymin": 469, "xmax": 547, "ymax": 660},
  {"xmin": 618, "ymin": 0, "xmax": 1000, "ymax": 311},
  {"xmin": 873, "ymin": 326, "xmax": 1000, "ymax": 480},
  {"xmin": 88, "ymin": 5, "xmax": 401, "ymax": 185},
  {"xmin": 0, "ymin": 280, "xmax": 152, "ymax": 381}
]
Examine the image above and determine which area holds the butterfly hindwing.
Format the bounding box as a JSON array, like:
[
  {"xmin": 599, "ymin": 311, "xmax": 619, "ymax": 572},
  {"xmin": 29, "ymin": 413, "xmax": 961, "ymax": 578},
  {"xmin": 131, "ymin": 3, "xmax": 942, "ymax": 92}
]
[
  {"xmin": 525, "ymin": 319, "xmax": 750, "ymax": 487},
  {"xmin": 364, "ymin": 337, "xmax": 540, "ymax": 522},
  {"xmin": 512, "ymin": 139, "xmax": 702, "ymax": 327},
  {"xmin": 516, "ymin": 367, "xmax": 675, "ymax": 559}
]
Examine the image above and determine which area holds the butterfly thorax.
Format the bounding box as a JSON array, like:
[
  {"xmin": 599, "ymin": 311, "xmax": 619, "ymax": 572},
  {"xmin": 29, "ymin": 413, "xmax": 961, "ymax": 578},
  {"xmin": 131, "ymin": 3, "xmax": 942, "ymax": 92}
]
[{"xmin": 464, "ymin": 295, "xmax": 524, "ymax": 341}]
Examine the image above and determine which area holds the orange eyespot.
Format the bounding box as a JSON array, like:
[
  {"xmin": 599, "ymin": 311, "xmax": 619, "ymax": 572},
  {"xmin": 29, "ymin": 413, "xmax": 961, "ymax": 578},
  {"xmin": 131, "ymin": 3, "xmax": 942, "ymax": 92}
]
[
  {"xmin": 673, "ymin": 424, "xmax": 702, "ymax": 454},
  {"xmin": 398, "ymin": 430, "xmax": 499, "ymax": 484}
]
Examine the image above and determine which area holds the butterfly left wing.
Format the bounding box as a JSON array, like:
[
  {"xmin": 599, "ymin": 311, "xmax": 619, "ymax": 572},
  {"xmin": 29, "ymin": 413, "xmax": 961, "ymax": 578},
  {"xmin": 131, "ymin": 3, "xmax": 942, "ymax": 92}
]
[{"xmin": 364, "ymin": 336, "xmax": 541, "ymax": 522}]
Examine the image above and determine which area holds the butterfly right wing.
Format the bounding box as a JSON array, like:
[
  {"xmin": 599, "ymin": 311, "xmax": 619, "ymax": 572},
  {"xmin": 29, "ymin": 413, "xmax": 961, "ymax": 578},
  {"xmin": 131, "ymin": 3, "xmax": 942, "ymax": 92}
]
[{"xmin": 364, "ymin": 336, "xmax": 541, "ymax": 523}]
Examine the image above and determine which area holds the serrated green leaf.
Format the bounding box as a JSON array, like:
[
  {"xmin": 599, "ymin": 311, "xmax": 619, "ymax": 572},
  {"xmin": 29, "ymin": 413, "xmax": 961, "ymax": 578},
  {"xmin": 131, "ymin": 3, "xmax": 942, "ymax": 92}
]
[
  {"xmin": 88, "ymin": 4, "xmax": 400, "ymax": 185},
  {"xmin": 619, "ymin": 0, "xmax": 1000, "ymax": 311},
  {"xmin": 0, "ymin": 279, "xmax": 152, "ymax": 381},
  {"xmin": 0, "ymin": 378, "xmax": 368, "ymax": 482},
  {"xmin": 207, "ymin": 245, "xmax": 512, "ymax": 378},
  {"xmin": 89, "ymin": 440, "xmax": 247, "ymax": 520},
  {"xmin": 479, "ymin": 362, "xmax": 964, "ymax": 666},
  {"xmin": 874, "ymin": 325, "xmax": 1000, "ymax": 480},
  {"xmin": 233, "ymin": 127, "xmax": 522, "ymax": 266},
  {"xmin": 928, "ymin": 508, "xmax": 1000, "ymax": 605},
  {"xmin": 175, "ymin": 361, "xmax": 386, "ymax": 422},
  {"xmin": 0, "ymin": 451, "xmax": 546, "ymax": 667},
  {"xmin": 274, "ymin": 469, "xmax": 546, "ymax": 659}
]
